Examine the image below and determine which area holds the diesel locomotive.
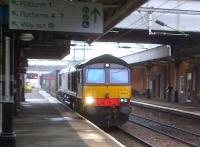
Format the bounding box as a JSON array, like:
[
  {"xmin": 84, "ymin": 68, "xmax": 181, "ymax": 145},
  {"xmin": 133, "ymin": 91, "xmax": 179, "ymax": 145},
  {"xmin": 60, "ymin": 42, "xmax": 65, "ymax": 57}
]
[{"xmin": 42, "ymin": 54, "xmax": 132, "ymax": 127}]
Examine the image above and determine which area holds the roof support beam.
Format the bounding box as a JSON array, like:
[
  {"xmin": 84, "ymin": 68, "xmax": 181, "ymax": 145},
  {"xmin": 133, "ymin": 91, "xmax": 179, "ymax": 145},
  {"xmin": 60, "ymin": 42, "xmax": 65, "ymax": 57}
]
[
  {"xmin": 139, "ymin": 7, "xmax": 200, "ymax": 15},
  {"xmin": 104, "ymin": 0, "xmax": 147, "ymax": 32}
]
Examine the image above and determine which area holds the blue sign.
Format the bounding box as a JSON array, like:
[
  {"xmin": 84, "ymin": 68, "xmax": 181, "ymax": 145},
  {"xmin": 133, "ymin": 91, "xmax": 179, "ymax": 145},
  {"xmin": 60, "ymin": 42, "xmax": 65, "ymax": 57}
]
[
  {"xmin": 82, "ymin": 21, "xmax": 89, "ymax": 28},
  {"xmin": 0, "ymin": 5, "xmax": 8, "ymax": 24}
]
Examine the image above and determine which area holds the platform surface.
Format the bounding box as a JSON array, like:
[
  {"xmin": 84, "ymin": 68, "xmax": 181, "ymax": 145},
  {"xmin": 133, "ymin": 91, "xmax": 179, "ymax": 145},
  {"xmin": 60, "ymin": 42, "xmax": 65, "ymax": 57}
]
[
  {"xmin": 14, "ymin": 90, "xmax": 123, "ymax": 147},
  {"xmin": 131, "ymin": 97, "xmax": 200, "ymax": 118}
]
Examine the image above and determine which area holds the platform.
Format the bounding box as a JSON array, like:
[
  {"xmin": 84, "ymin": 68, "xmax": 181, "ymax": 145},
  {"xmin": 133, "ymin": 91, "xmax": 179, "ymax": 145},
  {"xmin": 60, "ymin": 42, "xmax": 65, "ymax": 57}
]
[
  {"xmin": 131, "ymin": 97, "xmax": 200, "ymax": 119},
  {"xmin": 130, "ymin": 97, "xmax": 200, "ymax": 135},
  {"xmin": 14, "ymin": 90, "xmax": 124, "ymax": 147}
]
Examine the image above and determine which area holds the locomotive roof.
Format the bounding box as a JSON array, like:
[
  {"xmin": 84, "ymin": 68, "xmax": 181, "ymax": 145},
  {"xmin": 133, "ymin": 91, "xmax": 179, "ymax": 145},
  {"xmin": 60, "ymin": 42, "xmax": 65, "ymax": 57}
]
[{"xmin": 76, "ymin": 54, "xmax": 129, "ymax": 68}]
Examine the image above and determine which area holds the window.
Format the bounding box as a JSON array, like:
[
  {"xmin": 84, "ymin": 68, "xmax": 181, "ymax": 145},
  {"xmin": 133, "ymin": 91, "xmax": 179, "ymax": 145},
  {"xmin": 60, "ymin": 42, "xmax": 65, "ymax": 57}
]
[
  {"xmin": 80, "ymin": 71, "xmax": 82, "ymax": 84},
  {"xmin": 179, "ymin": 76, "xmax": 185, "ymax": 94},
  {"xmin": 71, "ymin": 72, "xmax": 77, "ymax": 92},
  {"xmin": 77, "ymin": 71, "xmax": 82, "ymax": 84},
  {"xmin": 110, "ymin": 69, "xmax": 129, "ymax": 84},
  {"xmin": 59, "ymin": 75, "xmax": 62, "ymax": 86},
  {"xmin": 86, "ymin": 69, "xmax": 105, "ymax": 84},
  {"xmin": 68, "ymin": 73, "xmax": 71, "ymax": 90}
]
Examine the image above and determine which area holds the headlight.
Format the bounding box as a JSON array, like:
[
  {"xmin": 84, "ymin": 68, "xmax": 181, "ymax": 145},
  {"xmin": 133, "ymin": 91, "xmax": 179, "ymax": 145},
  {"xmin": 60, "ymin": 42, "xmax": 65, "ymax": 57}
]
[
  {"xmin": 120, "ymin": 98, "xmax": 128, "ymax": 103},
  {"xmin": 85, "ymin": 96, "xmax": 95, "ymax": 105}
]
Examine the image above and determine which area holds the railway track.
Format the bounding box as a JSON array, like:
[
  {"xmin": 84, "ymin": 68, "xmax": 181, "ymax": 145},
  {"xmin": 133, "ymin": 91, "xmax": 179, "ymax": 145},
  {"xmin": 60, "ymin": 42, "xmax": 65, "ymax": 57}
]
[
  {"xmin": 61, "ymin": 98, "xmax": 196, "ymax": 146},
  {"xmin": 129, "ymin": 113, "xmax": 200, "ymax": 147},
  {"xmin": 60, "ymin": 99, "xmax": 153, "ymax": 146},
  {"xmin": 104, "ymin": 127, "xmax": 155, "ymax": 147},
  {"xmin": 119, "ymin": 127, "xmax": 156, "ymax": 147}
]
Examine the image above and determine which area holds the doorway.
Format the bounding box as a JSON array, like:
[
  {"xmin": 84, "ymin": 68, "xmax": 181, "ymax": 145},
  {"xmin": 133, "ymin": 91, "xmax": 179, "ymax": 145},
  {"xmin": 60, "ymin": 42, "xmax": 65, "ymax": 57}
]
[{"xmin": 149, "ymin": 74, "xmax": 160, "ymax": 99}]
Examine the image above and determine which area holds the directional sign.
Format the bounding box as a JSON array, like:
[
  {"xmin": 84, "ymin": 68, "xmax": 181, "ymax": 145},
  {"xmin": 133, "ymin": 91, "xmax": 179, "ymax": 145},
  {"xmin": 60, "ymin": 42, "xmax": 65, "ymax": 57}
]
[
  {"xmin": 91, "ymin": 8, "xmax": 100, "ymax": 23},
  {"xmin": 9, "ymin": 0, "xmax": 103, "ymax": 33}
]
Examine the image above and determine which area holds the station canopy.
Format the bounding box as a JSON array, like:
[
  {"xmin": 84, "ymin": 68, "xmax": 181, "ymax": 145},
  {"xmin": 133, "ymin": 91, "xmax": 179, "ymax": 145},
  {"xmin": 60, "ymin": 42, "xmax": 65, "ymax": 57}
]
[{"xmin": 19, "ymin": 0, "xmax": 200, "ymax": 72}]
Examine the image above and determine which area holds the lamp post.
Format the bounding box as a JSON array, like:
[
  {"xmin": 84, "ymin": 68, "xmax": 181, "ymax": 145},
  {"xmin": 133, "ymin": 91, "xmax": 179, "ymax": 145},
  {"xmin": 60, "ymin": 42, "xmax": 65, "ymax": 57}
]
[{"xmin": 0, "ymin": 34, "xmax": 16, "ymax": 146}]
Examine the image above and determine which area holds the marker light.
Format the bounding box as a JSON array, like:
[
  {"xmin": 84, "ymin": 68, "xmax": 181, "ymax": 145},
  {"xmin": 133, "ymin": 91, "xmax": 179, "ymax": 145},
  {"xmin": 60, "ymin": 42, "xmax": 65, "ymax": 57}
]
[
  {"xmin": 105, "ymin": 63, "xmax": 110, "ymax": 68},
  {"xmin": 85, "ymin": 96, "xmax": 95, "ymax": 105},
  {"xmin": 120, "ymin": 98, "xmax": 128, "ymax": 103}
]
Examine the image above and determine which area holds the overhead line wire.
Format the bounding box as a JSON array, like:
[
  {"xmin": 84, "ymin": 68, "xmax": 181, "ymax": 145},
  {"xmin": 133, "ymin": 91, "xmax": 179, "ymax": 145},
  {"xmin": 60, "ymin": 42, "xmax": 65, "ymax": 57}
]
[
  {"xmin": 114, "ymin": 0, "xmax": 188, "ymax": 42},
  {"xmin": 114, "ymin": 0, "xmax": 171, "ymax": 49},
  {"xmin": 123, "ymin": 0, "xmax": 171, "ymax": 29},
  {"xmin": 87, "ymin": 0, "xmax": 171, "ymax": 47}
]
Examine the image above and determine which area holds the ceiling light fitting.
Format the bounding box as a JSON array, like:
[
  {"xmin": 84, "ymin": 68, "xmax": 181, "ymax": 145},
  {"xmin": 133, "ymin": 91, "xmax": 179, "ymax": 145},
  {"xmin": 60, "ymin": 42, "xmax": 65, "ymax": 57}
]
[{"xmin": 20, "ymin": 33, "xmax": 34, "ymax": 41}]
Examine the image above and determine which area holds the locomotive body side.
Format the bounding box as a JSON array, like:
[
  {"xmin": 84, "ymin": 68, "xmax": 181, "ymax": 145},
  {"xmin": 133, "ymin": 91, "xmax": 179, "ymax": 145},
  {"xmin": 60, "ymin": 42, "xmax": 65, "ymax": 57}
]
[
  {"xmin": 41, "ymin": 70, "xmax": 59, "ymax": 97},
  {"xmin": 57, "ymin": 67, "xmax": 78, "ymax": 104}
]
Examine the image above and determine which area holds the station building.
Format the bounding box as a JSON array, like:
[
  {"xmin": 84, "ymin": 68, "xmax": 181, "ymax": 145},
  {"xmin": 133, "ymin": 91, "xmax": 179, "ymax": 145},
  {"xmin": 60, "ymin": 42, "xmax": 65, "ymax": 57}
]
[{"xmin": 122, "ymin": 46, "xmax": 200, "ymax": 103}]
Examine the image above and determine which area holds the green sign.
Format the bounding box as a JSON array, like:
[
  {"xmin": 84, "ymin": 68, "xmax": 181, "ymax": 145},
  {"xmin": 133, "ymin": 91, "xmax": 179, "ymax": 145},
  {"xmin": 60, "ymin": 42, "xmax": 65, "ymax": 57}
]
[{"xmin": 9, "ymin": 0, "xmax": 103, "ymax": 33}]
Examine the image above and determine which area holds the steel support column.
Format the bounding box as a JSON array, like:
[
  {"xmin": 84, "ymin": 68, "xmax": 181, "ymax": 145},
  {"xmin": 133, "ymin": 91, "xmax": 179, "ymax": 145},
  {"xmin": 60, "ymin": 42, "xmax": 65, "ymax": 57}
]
[{"xmin": 13, "ymin": 36, "xmax": 20, "ymax": 115}]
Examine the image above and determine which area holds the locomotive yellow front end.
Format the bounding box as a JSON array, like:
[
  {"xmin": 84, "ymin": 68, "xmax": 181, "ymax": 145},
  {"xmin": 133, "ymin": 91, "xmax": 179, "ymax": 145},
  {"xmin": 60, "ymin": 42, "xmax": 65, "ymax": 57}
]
[
  {"xmin": 84, "ymin": 85, "xmax": 131, "ymax": 108},
  {"xmin": 81, "ymin": 60, "xmax": 132, "ymax": 127}
]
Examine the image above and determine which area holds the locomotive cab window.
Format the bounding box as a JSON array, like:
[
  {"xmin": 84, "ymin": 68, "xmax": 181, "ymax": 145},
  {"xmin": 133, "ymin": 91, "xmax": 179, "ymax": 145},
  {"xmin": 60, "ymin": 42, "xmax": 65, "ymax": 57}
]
[
  {"xmin": 109, "ymin": 69, "xmax": 129, "ymax": 84},
  {"xmin": 86, "ymin": 69, "xmax": 105, "ymax": 84}
]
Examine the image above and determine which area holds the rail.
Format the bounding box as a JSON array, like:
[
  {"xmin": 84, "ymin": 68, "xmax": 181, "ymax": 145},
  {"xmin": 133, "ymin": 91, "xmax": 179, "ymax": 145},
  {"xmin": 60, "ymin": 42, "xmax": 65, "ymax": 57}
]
[{"xmin": 129, "ymin": 113, "xmax": 200, "ymax": 147}]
